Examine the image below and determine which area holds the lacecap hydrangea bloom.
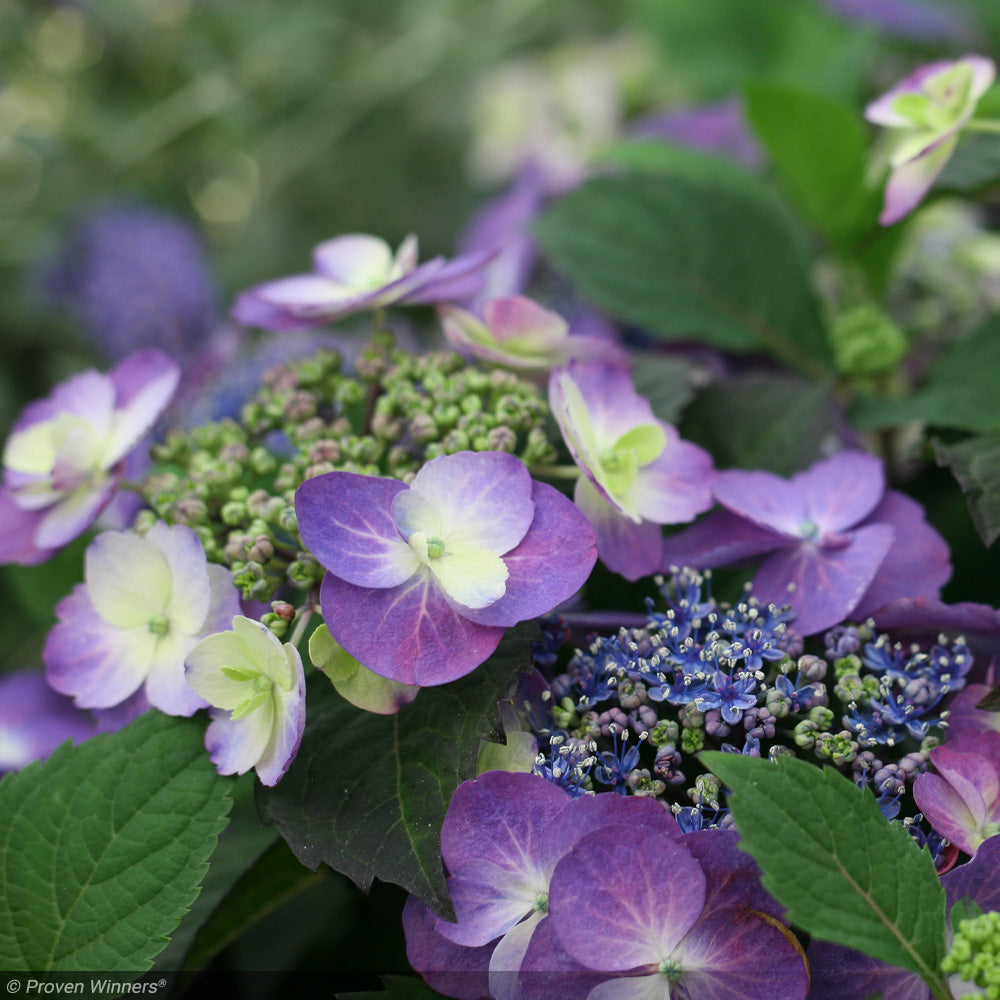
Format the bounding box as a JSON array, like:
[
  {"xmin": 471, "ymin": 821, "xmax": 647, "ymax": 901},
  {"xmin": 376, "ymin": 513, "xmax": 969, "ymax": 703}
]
[
  {"xmin": 295, "ymin": 450, "xmax": 597, "ymax": 686},
  {"xmin": 866, "ymin": 55, "xmax": 996, "ymax": 225},
  {"xmin": 549, "ymin": 360, "xmax": 715, "ymax": 581},
  {"xmin": 232, "ymin": 232, "xmax": 491, "ymax": 331},
  {"xmin": 44, "ymin": 522, "xmax": 241, "ymax": 716},
  {"xmin": 185, "ymin": 615, "xmax": 306, "ymax": 787},
  {"xmin": 661, "ymin": 451, "xmax": 951, "ymax": 635},
  {"xmin": 440, "ymin": 295, "xmax": 627, "ymax": 373},
  {"xmin": 0, "ymin": 349, "xmax": 179, "ymax": 565}
]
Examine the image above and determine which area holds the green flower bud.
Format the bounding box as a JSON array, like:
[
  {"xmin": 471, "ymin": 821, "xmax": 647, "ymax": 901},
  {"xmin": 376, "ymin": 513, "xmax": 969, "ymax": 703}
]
[{"xmin": 830, "ymin": 304, "xmax": 908, "ymax": 378}]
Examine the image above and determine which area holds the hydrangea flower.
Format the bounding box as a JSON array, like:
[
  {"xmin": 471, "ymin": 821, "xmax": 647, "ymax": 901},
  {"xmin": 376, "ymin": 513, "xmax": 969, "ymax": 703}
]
[
  {"xmin": 44, "ymin": 522, "xmax": 241, "ymax": 716},
  {"xmin": 232, "ymin": 233, "xmax": 491, "ymax": 331},
  {"xmin": 440, "ymin": 296, "xmax": 627, "ymax": 373},
  {"xmin": 295, "ymin": 450, "xmax": 596, "ymax": 686},
  {"xmin": 866, "ymin": 55, "xmax": 996, "ymax": 225},
  {"xmin": 0, "ymin": 669, "xmax": 98, "ymax": 774},
  {"xmin": 660, "ymin": 451, "xmax": 951, "ymax": 635},
  {"xmin": 549, "ymin": 360, "xmax": 715, "ymax": 581},
  {"xmin": 402, "ymin": 770, "xmax": 682, "ymax": 1000},
  {"xmin": 913, "ymin": 733, "xmax": 1000, "ymax": 856},
  {"xmin": 0, "ymin": 349, "xmax": 180, "ymax": 565},
  {"xmin": 519, "ymin": 822, "xmax": 810, "ymax": 1000},
  {"xmin": 185, "ymin": 615, "xmax": 306, "ymax": 786}
]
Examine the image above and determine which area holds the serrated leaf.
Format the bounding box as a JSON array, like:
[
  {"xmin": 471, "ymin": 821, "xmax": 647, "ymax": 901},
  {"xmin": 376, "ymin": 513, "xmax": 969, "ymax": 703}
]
[
  {"xmin": 256, "ymin": 623, "xmax": 536, "ymax": 918},
  {"xmin": 743, "ymin": 80, "xmax": 880, "ymax": 245},
  {"xmin": 934, "ymin": 432, "xmax": 1000, "ymax": 546},
  {"xmin": 535, "ymin": 172, "xmax": 832, "ymax": 377},
  {"xmin": 703, "ymin": 752, "xmax": 948, "ymax": 988},
  {"xmin": 680, "ymin": 373, "xmax": 840, "ymax": 475},
  {"xmin": 854, "ymin": 317, "xmax": 1000, "ymax": 433},
  {"xmin": 936, "ymin": 134, "xmax": 1000, "ymax": 193},
  {"xmin": 627, "ymin": 351, "xmax": 702, "ymax": 425},
  {"xmin": 0, "ymin": 711, "xmax": 232, "ymax": 972}
]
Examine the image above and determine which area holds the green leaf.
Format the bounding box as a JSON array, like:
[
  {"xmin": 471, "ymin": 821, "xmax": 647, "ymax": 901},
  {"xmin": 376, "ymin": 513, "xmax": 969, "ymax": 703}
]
[
  {"xmin": 703, "ymin": 753, "xmax": 948, "ymax": 988},
  {"xmin": 256, "ymin": 623, "xmax": 537, "ymax": 918},
  {"xmin": 0, "ymin": 712, "xmax": 232, "ymax": 972},
  {"xmin": 680, "ymin": 373, "xmax": 839, "ymax": 475},
  {"xmin": 627, "ymin": 351, "xmax": 703, "ymax": 424},
  {"xmin": 743, "ymin": 80, "xmax": 880, "ymax": 245},
  {"xmin": 154, "ymin": 773, "xmax": 278, "ymax": 973},
  {"xmin": 853, "ymin": 317, "xmax": 1000, "ymax": 433},
  {"xmin": 977, "ymin": 685, "xmax": 1000, "ymax": 711},
  {"xmin": 535, "ymin": 172, "xmax": 832, "ymax": 376},
  {"xmin": 934, "ymin": 433, "xmax": 1000, "ymax": 546},
  {"xmin": 935, "ymin": 134, "xmax": 1000, "ymax": 193},
  {"xmin": 182, "ymin": 838, "xmax": 325, "ymax": 971}
]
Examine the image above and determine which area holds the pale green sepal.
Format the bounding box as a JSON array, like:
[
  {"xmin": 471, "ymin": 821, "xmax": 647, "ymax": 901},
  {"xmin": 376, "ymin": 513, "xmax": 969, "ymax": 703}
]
[
  {"xmin": 309, "ymin": 624, "xmax": 420, "ymax": 714},
  {"xmin": 221, "ymin": 665, "xmax": 260, "ymax": 683},
  {"xmin": 613, "ymin": 423, "xmax": 667, "ymax": 467},
  {"xmin": 430, "ymin": 548, "xmax": 509, "ymax": 609},
  {"xmin": 230, "ymin": 690, "xmax": 271, "ymax": 721},
  {"xmin": 477, "ymin": 731, "xmax": 538, "ymax": 774}
]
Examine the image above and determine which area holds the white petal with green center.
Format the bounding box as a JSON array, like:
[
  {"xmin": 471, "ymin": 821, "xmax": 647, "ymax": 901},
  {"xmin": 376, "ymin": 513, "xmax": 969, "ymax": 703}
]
[
  {"xmin": 428, "ymin": 548, "xmax": 508, "ymax": 609},
  {"xmin": 155, "ymin": 522, "xmax": 214, "ymax": 635},
  {"xmin": 185, "ymin": 629, "xmax": 255, "ymax": 711},
  {"xmin": 614, "ymin": 423, "xmax": 667, "ymax": 467},
  {"xmin": 86, "ymin": 530, "xmax": 174, "ymax": 629},
  {"xmin": 5, "ymin": 414, "xmax": 102, "ymax": 478}
]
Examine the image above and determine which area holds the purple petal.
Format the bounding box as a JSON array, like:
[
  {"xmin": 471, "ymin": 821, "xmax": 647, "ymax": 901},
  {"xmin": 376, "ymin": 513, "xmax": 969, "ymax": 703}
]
[
  {"xmin": 661, "ymin": 509, "xmax": 790, "ymax": 572},
  {"xmin": 440, "ymin": 859, "xmax": 542, "ymax": 947},
  {"xmin": 0, "ymin": 669, "xmax": 98, "ymax": 773},
  {"xmin": 311, "ymin": 233, "xmax": 395, "ymax": 285},
  {"xmin": 295, "ymin": 471, "xmax": 417, "ymax": 588},
  {"xmin": 547, "ymin": 825, "xmax": 705, "ymax": 971},
  {"xmin": 850, "ymin": 490, "xmax": 951, "ymax": 619},
  {"xmin": 519, "ymin": 917, "xmax": 607, "ymax": 1000},
  {"xmin": 441, "ymin": 770, "xmax": 571, "ymax": 874},
  {"xmin": 319, "ymin": 570, "xmax": 505, "ymax": 685},
  {"xmin": 0, "ymin": 489, "xmax": 52, "ymax": 564},
  {"xmin": 106, "ymin": 348, "xmax": 181, "ymax": 455},
  {"xmin": 400, "ymin": 248, "xmax": 494, "ymax": 306},
  {"xmin": 489, "ymin": 912, "xmax": 546, "ymax": 1000},
  {"xmin": 627, "ymin": 437, "xmax": 715, "ymax": 525},
  {"xmin": 792, "ymin": 452, "xmax": 884, "ymax": 533},
  {"xmin": 713, "ymin": 468, "xmax": 806, "ymax": 536},
  {"xmin": 823, "ymin": 0, "xmax": 974, "ymax": 42},
  {"xmin": 751, "ymin": 524, "xmax": 894, "ymax": 635},
  {"xmin": 630, "ymin": 98, "xmax": 763, "ymax": 167},
  {"xmin": 457, "ymin": 479, "xmax": 596, "ymax": 626},
  {"xmin": 402, "ymin": 895, "xmax": 493, "ymax": 1000},
  {"xmin": 682, "ymin": 829, "xmax": 784, "ymax": 922},
  {"xmin": 943, "ymin": 835, "xmax": 1000, "ymax": 911},
  {"xmin": 400, "ymin": 451, "xmax": 535, "ymax": 554},
  {"xmin": 806, "ymin": 940, "xmax": 927, "ymax": 1000},
  {"xmin": 946, "ymin": 684, "xmax": 1000, "ymax": 749},
  {"xmin": 33, "ymin": 479, "xmax": 119, "ymax": 551},
  {"xmin": 880, "ymin": 135, "xmax": 957, "ymax": 226},
  {"xmin": 673, "ymin": 907, "xmax": 809, "ymax": 1000},
  {"xmin": 44, "ymin": 586, "xmax": 151, "ymax": 708},
  {"xmin": 865, "ymin": 61, "xmax": 963, "ymax": 125},
  {"xmin": 574, "ymin": 475, "xmax": 662, "ymax": 582}
]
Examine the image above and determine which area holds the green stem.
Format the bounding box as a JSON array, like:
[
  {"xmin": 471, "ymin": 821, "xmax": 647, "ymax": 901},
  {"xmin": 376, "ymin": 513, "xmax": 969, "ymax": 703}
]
[
  {"xmin": 528, "ymin": 464, "xmax": 582, "ymax": 480},
  {"xmin": 964, "ymin": 118, "xmax": 1000, "ymax": 134},
  {"xmin": 289, "ymin": 604, "xmax": 317, "ymax": 647}
]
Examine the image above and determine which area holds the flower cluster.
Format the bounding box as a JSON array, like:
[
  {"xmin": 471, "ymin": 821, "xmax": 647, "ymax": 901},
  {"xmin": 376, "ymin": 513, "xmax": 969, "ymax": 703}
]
[{"xmin": 522, "ymin": 568, "xmax": 972, "ymax": 854}]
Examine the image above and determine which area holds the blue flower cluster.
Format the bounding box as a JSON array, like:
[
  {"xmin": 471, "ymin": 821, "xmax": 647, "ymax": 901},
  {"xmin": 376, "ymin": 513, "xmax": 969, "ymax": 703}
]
[{"xmin": 527, "ymin": 569, "xmax": 970, "ymax": 840}]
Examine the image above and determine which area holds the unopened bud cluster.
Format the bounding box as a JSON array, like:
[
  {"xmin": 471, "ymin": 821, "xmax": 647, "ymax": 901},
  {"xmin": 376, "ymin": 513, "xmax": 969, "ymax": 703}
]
[{"xmin": 141, "ymin": 343, "xmax": 556, "ymax": 602}]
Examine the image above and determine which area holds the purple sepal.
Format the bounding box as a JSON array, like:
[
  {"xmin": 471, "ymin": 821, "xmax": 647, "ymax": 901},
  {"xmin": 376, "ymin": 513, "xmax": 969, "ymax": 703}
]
[
  {"xmin": 295, "ymin": 472, "xmax": 414, "ymax": 588},
  {"xmin": 457, "ymin": 480, "xmax": 596, "ymax": 626},
  {"xmin": 820, "ymin": 0, "xmax": 975, "ymax": 41},
  {"xmin": 672, "ymin": 907, "xmax": 809, "ymax": 1000},
  {"xmin": 682, "ymin": 829, "xmax": 785, "ymax": 922},
  {"xmin": 0, "ymin": 669, "xmax": 98, "ymax": 774},
  {"xmin": 943, "ymin": 834, "xmax": 1000, "ymax": 912},
  {"xmin": 319, "ymin": 570, "xmax": 505, "ymax": 686},
  {"xmin": 574, "ymin": 476, "xmax": 662, "ymax": 581},
  {"xmin": 519, "ymin": 917, "xmax": 607, "ymax": 1000},
  {"xmin": 661, "ymin": 510, "xmax": 792, "ymax": 571},
  {"xmin": 751, "ymin": 523, "xmax": 894, "ymax": 635},
  {"xmin": 547, "ymin": 825, "xmax": 706, "ymax": 971},
  {"xmin": 402, "ymin": 895, "xmax": 493, "ymax": 1000},
  {"xmin": 851, "ymin": 490, "xmax": 951, "ymax": 620}
]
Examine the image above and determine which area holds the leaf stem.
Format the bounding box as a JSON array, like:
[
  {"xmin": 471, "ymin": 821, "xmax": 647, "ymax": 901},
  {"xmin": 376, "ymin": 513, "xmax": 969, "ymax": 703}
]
[
  {"xmin": 528, "ymin": 464, "xmax": 582, "ymax": 480},
  {"xmin": 964, "ymin": 118, "xmax": 1000, "ymax": 134},
  {"xmin": 289, "ymin": 603, "xmax": 317, "ymax": 647}
]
